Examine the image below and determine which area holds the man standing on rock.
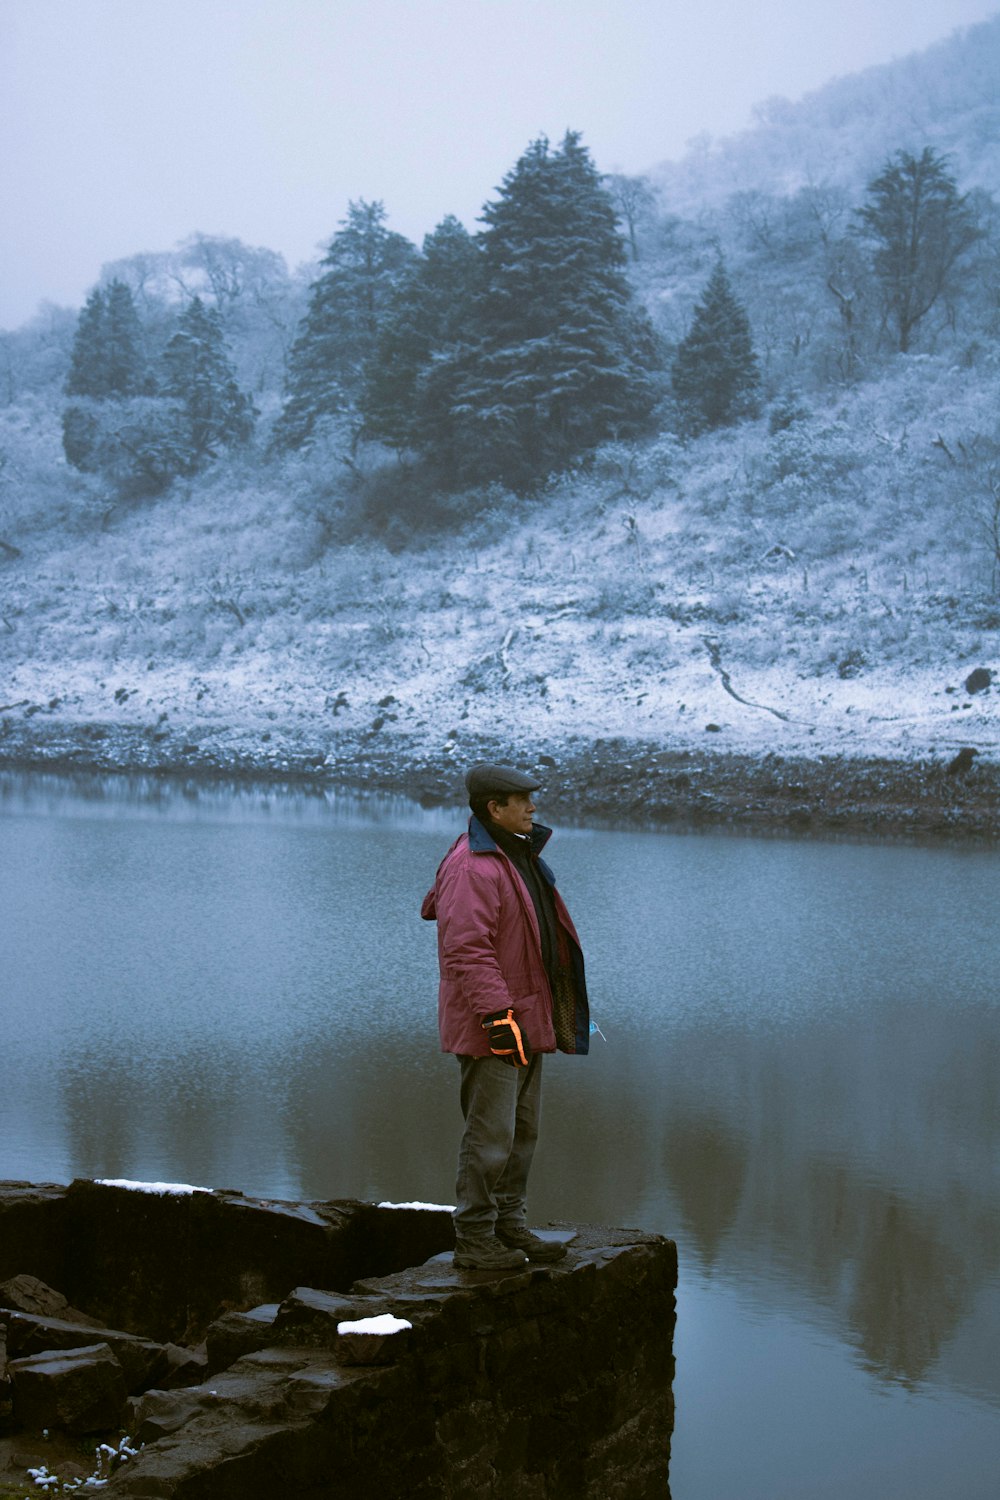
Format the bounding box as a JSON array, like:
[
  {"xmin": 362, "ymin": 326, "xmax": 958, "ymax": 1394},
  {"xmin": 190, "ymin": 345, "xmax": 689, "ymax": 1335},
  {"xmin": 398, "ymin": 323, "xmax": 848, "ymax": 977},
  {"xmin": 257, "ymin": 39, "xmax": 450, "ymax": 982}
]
[{"xmin": 422, "ymin": 762, "xmax": 590, "ymax": 1271}]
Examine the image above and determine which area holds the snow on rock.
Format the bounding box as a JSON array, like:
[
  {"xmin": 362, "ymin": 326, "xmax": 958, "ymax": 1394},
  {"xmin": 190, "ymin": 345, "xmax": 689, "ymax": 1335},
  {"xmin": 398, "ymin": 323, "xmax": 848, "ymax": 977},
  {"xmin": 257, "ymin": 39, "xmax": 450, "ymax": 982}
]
[
  {"xmin": 377, "ymin": 1201, "xmax": 456, "ymax": 1212},
  {"xmin": 95, "ymin": 1180, "xmax": 213, "ymax": 1195},
  {"xmin": 336, "ymin": 1314, "xmax": 413, "ymax": 1336}
]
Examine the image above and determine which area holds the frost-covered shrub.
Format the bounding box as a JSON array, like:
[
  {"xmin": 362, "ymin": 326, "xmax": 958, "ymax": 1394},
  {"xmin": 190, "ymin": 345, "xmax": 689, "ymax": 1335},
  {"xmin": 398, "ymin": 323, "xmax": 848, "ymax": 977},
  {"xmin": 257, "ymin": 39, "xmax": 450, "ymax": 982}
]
[
  {"xmin": 589, "ymin": 573, "xmax": 659, "ymax": 619},
  {"xmin": 61, "ymin": 396, "xmax": 189, "ymax": 498},
  {"xmin": 0, "ymin": 394, "xmax": 83, "ymax": 538},
  {"xmin": 587, "ymin": 436, "xmax": 684, "ymax": 497},
  {"xmin": 272, "ymin": 423, "xmax": 511, "ymax": 552},
  {"xmin": 700, "ymin": 582, "xmax": 751, "ymax": 625},
  {"xmin": 762, "ymin": 418, "xmax": 871, "ymax": 491},
  {"xmin": 0, "ymin": 306, "xmax": 76, "ymax": 400},
  {"xmin": 625, "ymin": 631, "xmax": 679, "ymax": 672},
  {"xmin": 683, "ymin": 436, "xmax": 758, "ymax": 520},
  {"xmin": 805, "ymin": 496, "xmax": 867, "ymax": 557},
  {"xmin": 61, "ymin": 403, "xmax": 101, "ymax": 471},
  {"xmin": 768, "ymin": 393, "xmax": 810, "ymax": 434}
]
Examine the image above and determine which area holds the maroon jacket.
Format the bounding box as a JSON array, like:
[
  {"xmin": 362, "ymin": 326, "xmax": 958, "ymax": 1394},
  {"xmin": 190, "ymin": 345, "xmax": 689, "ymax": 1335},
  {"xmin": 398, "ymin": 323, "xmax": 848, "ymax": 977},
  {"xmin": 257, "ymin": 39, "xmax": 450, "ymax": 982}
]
[{"xmin": 421, "ymin": 816, "xmax": 589, "ymax": 1057}]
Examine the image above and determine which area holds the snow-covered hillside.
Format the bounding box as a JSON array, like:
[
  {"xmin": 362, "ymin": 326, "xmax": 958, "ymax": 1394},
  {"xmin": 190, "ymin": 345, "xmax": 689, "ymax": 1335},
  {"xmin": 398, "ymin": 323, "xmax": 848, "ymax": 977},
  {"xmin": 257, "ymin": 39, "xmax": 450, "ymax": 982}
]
[{"xmin": 2, "ymin": 356, "xmax": 997, "ymax": 775}]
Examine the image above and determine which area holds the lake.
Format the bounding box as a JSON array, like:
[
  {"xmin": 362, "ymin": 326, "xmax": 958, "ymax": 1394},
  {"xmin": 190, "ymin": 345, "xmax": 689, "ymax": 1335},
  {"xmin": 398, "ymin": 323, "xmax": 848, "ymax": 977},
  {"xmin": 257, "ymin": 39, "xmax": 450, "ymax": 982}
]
[{"xmin": 2, "ymin": 770, "xmax": 999, "ymax": 1498}]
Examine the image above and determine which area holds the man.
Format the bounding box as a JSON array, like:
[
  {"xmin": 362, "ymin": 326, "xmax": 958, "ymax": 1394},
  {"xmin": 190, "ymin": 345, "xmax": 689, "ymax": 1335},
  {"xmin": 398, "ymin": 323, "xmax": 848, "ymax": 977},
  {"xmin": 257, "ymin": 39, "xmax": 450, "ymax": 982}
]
[{"xmin": 421, "ymin": 762, "xmax": 590, "ymax": 1271}]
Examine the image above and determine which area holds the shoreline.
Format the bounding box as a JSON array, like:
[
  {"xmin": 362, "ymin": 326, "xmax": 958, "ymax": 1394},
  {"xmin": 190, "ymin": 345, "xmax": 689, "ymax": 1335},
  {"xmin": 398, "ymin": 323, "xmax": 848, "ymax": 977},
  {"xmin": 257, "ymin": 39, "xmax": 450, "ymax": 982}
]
[{"xmin": 1, "ymin": 718, "xmax": 997, "ymax": 843}]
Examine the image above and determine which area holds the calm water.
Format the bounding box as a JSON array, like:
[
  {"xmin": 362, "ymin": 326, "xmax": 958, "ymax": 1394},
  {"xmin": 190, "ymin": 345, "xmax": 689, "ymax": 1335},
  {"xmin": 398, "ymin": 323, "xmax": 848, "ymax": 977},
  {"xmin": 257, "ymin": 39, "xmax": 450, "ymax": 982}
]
[{"xmin": 2, "ymin": 771, "xmax": 1000, "ymax": 1498}]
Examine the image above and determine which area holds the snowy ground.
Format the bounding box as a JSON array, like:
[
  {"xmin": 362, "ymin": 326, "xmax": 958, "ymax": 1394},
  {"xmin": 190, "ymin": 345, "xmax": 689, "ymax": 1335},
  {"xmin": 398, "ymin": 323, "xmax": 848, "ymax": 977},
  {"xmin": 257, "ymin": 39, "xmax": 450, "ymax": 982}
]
[
  {"xmin": 2, "ymin": 629, "xmax": 997, "ymax": 764},
  {"xmin": 2, "ymin": 603, "xmax": 997, "ymax": 841},
  {"xmin": 1, "ymin": 424, "xmax": 997, "ymax": 835}
]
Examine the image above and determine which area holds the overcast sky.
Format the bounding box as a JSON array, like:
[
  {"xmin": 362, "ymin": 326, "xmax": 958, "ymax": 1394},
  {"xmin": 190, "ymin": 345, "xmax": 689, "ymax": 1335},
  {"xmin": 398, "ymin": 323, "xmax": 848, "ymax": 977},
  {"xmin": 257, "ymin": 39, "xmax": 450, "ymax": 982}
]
[{"xmin": 2, "ymin": 0, "xmax": 997, "ymax": 330}]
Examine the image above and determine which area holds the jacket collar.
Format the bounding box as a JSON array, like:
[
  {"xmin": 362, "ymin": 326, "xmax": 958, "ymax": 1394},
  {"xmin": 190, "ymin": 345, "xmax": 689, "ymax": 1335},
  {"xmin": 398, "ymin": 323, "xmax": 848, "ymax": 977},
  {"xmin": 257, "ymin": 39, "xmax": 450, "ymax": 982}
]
[{"xmin": 468, "ymin": 814, "xmax": 553, "ymax": 857}]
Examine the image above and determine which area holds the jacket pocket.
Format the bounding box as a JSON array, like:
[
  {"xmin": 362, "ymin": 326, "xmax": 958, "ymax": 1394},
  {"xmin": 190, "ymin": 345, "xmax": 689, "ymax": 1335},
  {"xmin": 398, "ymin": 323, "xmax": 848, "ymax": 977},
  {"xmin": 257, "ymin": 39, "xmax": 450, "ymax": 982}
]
[{"xmin": 510, "ymin": 990, "xmax": 557, "ymax": 1052}]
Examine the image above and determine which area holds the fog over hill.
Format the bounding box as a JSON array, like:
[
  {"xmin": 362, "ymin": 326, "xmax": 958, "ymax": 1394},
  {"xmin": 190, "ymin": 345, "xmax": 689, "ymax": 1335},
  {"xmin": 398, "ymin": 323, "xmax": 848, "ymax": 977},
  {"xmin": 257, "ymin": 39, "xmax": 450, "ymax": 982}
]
[
  {"xmin": 1, "ymin": 17, "xmax": 998, "ymax": 823},
  {"xmin": 650, "ymin": 13, "xmax": 1000, "ymax": 209}
]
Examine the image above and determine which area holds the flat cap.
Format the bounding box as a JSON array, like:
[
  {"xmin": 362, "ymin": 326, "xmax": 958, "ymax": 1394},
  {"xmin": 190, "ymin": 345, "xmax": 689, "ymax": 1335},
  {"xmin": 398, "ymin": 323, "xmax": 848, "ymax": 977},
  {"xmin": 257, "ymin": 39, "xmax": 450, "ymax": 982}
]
[{"xmin": 465, "ymin": 762, "xmax": 541, "ymax": 799}]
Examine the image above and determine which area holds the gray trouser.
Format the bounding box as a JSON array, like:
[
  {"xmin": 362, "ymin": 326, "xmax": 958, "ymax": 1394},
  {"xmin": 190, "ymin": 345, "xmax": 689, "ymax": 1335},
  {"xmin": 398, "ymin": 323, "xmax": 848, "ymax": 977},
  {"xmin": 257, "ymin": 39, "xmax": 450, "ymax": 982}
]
[{"xmin": 454, "ymin": 1052, "xmax": 544, "ymax": 1240}]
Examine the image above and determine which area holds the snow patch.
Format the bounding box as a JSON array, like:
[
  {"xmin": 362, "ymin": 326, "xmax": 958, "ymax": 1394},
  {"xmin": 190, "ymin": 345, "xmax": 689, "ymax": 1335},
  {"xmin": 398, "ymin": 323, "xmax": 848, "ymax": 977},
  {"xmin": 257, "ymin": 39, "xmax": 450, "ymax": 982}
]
[
  {"xmin": 95, "ymin": 1179, "xmax": 213, "ymax": 1195},
  {"xmin": 377, "ymin": 1200, "xmax": 455, "ymax": 1212},
  {"xmin": 337, "ymin": 1313, "xmax": 413, "ymax": 1335}
]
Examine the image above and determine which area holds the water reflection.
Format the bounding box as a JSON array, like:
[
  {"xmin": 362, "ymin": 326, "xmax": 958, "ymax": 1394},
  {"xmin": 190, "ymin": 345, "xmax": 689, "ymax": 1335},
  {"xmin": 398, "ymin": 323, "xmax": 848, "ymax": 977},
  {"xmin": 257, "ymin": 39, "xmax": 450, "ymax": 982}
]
[
  {"xmin": 0, "ymin": 768, "xmax": 457, "ymax": 829},
  {"xmin": 661, "ymin": 1117, "xmax": 749, "ymax": 1268},
  {"xmin": 3, "ymin": 771, "xmax": 1000, "ymax": 1496}
]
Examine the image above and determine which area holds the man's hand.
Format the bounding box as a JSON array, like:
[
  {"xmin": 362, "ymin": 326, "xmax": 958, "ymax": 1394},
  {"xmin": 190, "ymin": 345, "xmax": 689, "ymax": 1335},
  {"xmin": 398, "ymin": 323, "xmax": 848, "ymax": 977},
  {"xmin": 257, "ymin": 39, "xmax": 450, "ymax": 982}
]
[{"xmin": 482, "ymin": 1008, "xmax": 532, "ymax": 1067}]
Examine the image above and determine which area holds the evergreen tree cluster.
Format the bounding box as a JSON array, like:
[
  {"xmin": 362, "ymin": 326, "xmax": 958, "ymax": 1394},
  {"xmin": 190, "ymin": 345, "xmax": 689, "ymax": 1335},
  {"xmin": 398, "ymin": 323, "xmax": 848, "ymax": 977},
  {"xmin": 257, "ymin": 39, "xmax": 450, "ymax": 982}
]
[
  {"xmin": 646, "ymin": 144, "xmax": 986, "ymax": 402},
  {"xmin": 62, "ymin": 284, "xmax": 255, "ymax": 496},
  {"xmin": 50, "ymin": 125, "xmax": 991, "ymax": 512},
  {"xmin": 275, "ymin": 133, "xmax": 666, "ymax": 489}
]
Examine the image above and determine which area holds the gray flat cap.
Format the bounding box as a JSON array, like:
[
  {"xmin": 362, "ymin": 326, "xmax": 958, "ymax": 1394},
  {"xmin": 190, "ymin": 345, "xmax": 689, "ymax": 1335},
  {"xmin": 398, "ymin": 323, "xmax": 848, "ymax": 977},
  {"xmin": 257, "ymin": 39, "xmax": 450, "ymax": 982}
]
[{"xmin": 465, "ymin": 762, "xmax": 541, "ymax": 798}]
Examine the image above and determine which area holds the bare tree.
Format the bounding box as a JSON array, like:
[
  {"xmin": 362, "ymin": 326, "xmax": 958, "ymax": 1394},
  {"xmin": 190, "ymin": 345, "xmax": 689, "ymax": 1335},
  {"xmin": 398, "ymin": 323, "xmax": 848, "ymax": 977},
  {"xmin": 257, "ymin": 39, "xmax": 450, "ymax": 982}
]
[
  {"xmin": 855, "ymin": 147, "xmax": 981, "ymax": 353},
  {"xmin": 605, "ymin": 173, "xmax": 657, "ymax": 262}
]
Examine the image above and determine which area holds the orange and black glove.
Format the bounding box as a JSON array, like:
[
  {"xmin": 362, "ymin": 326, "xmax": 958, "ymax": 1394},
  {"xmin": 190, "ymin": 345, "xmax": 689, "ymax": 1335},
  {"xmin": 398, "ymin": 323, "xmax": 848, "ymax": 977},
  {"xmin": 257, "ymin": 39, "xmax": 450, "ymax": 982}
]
[{"xmin": 482, "ymin": 1008, "xmax": 532, "ymax": 1067}]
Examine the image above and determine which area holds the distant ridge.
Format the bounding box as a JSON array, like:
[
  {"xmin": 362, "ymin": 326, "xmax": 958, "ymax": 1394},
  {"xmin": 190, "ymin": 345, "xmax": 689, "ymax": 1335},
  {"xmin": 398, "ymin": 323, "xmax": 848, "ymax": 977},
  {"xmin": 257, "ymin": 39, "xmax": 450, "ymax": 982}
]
[{"xmin": 650, "ymin": 13, "xmax": 1000, "ymax": 211}]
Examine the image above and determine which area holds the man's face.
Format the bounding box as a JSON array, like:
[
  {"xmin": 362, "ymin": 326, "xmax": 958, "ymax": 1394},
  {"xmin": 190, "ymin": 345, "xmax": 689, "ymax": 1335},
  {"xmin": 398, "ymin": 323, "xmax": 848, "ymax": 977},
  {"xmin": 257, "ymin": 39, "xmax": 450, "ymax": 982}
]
[{"xmin": 488, "ymin": 790, "xmax": 536, "ymax": 836}]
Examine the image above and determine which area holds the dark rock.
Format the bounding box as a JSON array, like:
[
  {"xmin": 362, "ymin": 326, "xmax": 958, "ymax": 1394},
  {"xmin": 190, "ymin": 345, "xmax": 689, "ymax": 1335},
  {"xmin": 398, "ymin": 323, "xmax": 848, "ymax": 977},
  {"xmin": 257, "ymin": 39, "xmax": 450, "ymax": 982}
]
[
  {"xmin": 946, "ymin": 747, "xmax": 979, "ymax": 776},
  {"xmin": 0, "ymin": 1272, "xmax": 103, "ymax": 1326},
  {"xmin": 158, "ymin": 1341, "xmax": 209, "ymax": 1389},
  {"xmin": 0, "ymin": 1273, "xmax": 70, "ymax": 1319},
  {"xmin": 271, "ymin": 1285, "xmax": 370, "ymax": 1347},
  {"xmin": 0, "ymin": 1182, "xmax": 676, "ymax": 1497},
  {"xmin": 110, "ymin": 1227, "xmax": 675, "ymax": 1499},
  {"xmin": 204, "ymin": 1303, "xmax": 280, "ymax": 1372},
  {"xmin": 4, "ymin": 1311, "xmax": 167, "ymax": 1391},
  {"xmin": 32, "ymin": 1180, "xmax": 448, "ymax": 1345},
  {"xmin": 964, "ymin": 667, "xmax": 992, "ymax": 694},
  {"xmin": 336, "ymin": 1317, "xmax": 413, "ymax": 1367},
  {"xmin": 0, "ymin": 1184, "xmax": 69, "ymax": 1287},
  {"xmin": 9, "ymin": 1342, "xmax": 127, "ymax": 1435},
  {"xmin": 128, "ymin": 1386, "xmax": 212, "ymax": 1444}
]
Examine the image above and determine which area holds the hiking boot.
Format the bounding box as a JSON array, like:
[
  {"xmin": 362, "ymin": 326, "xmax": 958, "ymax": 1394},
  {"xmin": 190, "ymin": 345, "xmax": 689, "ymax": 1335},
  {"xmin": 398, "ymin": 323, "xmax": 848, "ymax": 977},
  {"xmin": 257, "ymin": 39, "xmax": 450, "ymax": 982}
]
[
  {"xmin": 495, "ymin": 1225, "xmax": 568, "ymax": 1262},
  {"xmin": 453, "ymin": 1236, "xmax": 528, "ymax": 1271}
]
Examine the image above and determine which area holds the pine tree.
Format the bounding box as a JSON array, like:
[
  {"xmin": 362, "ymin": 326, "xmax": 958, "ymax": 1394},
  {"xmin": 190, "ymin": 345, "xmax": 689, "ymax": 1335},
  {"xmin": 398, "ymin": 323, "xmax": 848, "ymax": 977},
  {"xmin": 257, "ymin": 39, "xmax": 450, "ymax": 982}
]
[
  {"xmin": 856, "ymin": 147, "xmax": 981, "ymax": 353},
  {"xmin": 65, "ymin": 279, "xmax": 146, "ymax": 400},
  {"xmin": 103, "ymin": 280, "xmax": 147, "ymax": 397},
  {"xmin": 362, "ymin": 215, "xmax": 482, "ymax": 452},
  {"xmin": 63, "ymin": 280, "xmax": 150, "ymax": 471},
  {"xmin": 162, "ymin": 297, "xmax": 256, "ymax": 464},
  {"xmin": 65, "ymin": 288, "xmax": 109, "ymax": 398},
  {"xmin": 671, "ymin": 259, "xmax": 760, "ymax": 435},
  {"xmin": 273, "ymin": 201, "xmax": 417, "ymax": 449},
  {"xmin": 437, "ymin": 133, "xmax": 660, "ymax": 488}
]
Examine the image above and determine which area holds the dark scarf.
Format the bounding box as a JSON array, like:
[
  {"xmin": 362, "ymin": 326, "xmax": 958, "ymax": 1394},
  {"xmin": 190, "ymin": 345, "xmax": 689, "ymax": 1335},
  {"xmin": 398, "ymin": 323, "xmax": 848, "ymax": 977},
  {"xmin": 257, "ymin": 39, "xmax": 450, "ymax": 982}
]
[{"xmin": 485, "ymin": 819, "xmax": 560, "ymax": 986}]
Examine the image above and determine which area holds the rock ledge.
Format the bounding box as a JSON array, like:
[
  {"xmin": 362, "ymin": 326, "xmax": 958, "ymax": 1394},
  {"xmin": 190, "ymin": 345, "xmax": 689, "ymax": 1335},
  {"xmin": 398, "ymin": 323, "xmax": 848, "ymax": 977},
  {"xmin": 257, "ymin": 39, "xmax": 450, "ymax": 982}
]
[{"xmin": 0, "ymin": 1179, "xmax": 677, "ymax": 1498}]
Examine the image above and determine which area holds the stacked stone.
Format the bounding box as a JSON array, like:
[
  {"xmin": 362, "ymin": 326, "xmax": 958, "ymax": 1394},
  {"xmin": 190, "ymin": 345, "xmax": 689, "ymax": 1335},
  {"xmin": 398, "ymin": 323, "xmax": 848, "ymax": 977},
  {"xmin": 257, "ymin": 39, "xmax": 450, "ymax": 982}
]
[{"xmin": 0, "ymin": 1180, "xmax": 677, "ymax": 1497}]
